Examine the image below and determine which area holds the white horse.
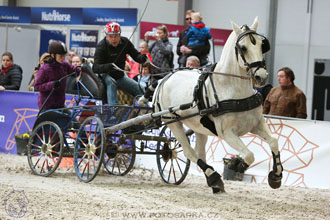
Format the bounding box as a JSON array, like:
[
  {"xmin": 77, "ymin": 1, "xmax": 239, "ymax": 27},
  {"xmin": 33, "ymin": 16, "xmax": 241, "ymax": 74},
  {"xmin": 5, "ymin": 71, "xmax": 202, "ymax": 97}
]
[{"xmin": 152, "ymin": 17, "xmax": 283, "ymax": 193}]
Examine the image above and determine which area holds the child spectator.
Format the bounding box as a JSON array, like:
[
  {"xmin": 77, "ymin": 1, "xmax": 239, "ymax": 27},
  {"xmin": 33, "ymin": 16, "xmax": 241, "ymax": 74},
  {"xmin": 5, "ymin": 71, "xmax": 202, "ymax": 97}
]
[
  {"xmin": 186, "ymin": 12, "xmax": 212, "ymax": 47},
  {"xmin": 133, "ymin": 63, "xmax": 151, "ymax": 92}
]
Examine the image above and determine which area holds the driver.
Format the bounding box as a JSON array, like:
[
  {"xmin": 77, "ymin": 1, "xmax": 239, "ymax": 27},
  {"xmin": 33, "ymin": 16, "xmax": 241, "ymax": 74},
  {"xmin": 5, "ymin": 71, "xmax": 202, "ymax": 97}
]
[{"xmin": 93, "ymin": 22, "xmax": 148, "ymax": 105}]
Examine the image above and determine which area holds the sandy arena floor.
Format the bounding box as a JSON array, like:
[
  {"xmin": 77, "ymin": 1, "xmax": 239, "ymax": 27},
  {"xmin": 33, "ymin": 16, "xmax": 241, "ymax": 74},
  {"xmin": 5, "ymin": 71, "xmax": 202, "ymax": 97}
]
[{"xmin": 0, "ymin": 153, "xmax": 330, "ymax": 220}]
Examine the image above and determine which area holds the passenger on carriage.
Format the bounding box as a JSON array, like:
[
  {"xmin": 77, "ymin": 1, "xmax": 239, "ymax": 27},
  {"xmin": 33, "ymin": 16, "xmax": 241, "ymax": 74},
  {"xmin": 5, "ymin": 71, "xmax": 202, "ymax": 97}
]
[
  {"xmin": 34, "ymin": 41, "xmax": 81, "ymax": 111},
  {"xmin": 177, "ymin": 10, "xmax": 211, "ymax": 67},
  {"xmin": 92, "ymin": 22, "xmax": 148, "ymax": 105}
]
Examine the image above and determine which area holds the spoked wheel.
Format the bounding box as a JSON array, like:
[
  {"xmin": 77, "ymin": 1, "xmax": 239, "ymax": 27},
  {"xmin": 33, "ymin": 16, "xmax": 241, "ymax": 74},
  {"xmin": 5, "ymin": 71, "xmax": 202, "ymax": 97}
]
[
  {"xmin": 156, "ymin": 125, "xmax": 191, "ymax": 185},
  {"xmin": 27, "ymin": 121, "xmax": 64, "ymax": 177},
  {"xmin": 74, "ymin": 116, "xmax": 105, "ymax": 183},
  {"xmin": 103, "ymin": 135, "xmax": 136, "ymax": 176}
]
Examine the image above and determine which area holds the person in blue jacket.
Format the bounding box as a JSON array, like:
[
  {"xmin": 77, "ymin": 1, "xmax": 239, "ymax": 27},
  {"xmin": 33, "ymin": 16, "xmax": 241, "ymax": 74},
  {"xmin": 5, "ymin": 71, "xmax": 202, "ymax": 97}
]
[{"xmin": 186, "ymin": 12, "xmax": 212, "ymax": 48}]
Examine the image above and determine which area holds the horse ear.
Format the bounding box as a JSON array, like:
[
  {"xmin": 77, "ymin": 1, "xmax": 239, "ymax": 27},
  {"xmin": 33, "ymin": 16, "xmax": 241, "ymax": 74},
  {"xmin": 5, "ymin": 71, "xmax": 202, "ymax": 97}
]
[
  {"xmin": 251, "ymin": 16, "xmax": 259, "ymax": 31},
  {"xmin": 231, "ymin": 21, "xmax": 242, "ymax": 35}
]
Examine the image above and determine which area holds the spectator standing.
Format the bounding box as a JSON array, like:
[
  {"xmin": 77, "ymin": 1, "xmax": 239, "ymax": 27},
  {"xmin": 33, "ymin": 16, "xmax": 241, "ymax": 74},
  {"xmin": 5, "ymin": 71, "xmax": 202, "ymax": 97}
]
[
  {"xmin": 263, "ymin": 67, "xmax": 307, "ymax": 118},
  {"xmin": 28, "ymin": 53, "xmax": 50, "ymax": 91},
  {"xmin": 186, "ymin": 55, "xmax": 200, "ymax": 68},
  {"xmin": 92, "ymin": 22, "xmax": 147, "ymax": 105},
  {"xmin": 177, "ymin": 10, "xmax": 211, "ymax": 67},
  {"xmin": 0, "ymin": 52, "xmax": 23, "ymax": 91},
  {"xmin": 66, "ymin": 49, "xmax": 76, "ymax": 64},
  {"xmin": 144, "ymin": 25, "xmax": 173, "ymax": 78},
  {"xmin": 34, "ymin": 41, "xmax": 81, "ymax": 111}
]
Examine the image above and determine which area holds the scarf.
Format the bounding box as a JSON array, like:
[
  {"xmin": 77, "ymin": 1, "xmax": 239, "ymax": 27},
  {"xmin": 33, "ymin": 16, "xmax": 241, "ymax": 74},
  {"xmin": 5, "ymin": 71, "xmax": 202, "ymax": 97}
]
[{"xmin": 1, "ymin": 64, "xmax": 14, "ymax": 75}]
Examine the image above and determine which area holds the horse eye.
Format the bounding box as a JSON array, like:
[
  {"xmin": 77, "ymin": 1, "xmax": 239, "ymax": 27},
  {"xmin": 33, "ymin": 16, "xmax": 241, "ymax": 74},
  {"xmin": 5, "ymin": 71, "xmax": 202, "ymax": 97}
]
[{"xmin": 241, "ymin": 45, "xmax": 247, "ymax": 52}]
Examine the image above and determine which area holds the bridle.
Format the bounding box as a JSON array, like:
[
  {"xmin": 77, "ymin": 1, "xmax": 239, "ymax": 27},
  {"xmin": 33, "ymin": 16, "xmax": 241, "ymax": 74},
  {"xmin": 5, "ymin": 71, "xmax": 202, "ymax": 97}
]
[{"xmin": 234, "ymin": 25, "xmax": 270, "ymax": 77}]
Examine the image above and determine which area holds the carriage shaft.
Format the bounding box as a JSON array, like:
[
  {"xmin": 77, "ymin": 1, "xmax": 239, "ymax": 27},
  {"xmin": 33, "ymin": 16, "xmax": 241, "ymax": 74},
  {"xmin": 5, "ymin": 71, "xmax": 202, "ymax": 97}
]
[
  {"xmin": 104, "ymin": 103, "xmax": 192, "ymax": 134},
  {"xmin": 108, "ymin": 133, "xmax": 170, "ymax": 142}
]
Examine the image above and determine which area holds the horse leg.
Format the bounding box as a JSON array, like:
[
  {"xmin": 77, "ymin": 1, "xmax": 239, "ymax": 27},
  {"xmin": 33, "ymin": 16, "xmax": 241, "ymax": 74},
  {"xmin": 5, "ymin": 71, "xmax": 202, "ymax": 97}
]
[
  {"xmin": 167, "ymin": 123, "xmax": 224, "ymax": 193},
  {"xmin": 251, "ymin": 119, "xmax": 283, "ymax": 189},
  {"xmin": 222, "ymin": 130, "xmax": 254, "ymax": 173},
  {"xmin": 194, "ymin": 132, "xmax": 208, "ymax": 161}
]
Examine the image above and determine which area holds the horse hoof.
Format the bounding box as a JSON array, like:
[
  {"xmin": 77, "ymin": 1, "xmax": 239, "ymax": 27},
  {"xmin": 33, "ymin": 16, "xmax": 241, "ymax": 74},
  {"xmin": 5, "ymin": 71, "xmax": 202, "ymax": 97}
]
[
  {"xmin": 268, "ymin": 171, "xmax": 282, "ymax": 189},
  {"xmin": 207, "ymin": 172, "xmax": 225, "ymax": 193}
]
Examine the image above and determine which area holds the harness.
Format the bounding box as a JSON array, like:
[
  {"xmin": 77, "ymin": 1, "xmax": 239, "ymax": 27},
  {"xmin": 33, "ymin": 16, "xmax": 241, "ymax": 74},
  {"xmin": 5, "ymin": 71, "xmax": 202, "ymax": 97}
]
[{"xmin": 193, "ymin": 71, "xmax": 263, "ymax": 117}]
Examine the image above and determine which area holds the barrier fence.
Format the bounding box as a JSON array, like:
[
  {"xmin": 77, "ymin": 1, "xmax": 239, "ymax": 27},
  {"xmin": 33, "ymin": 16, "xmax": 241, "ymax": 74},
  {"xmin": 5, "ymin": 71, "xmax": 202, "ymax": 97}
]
[{"xmin": 1, "ymin": 91, "xmax": 329, "ymax": 189}]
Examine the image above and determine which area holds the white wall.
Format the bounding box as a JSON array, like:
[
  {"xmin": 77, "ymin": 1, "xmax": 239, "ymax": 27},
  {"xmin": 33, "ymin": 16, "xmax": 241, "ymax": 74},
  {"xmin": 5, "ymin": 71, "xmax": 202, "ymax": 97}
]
[
  {"xmin": 274, "ymin": 0, "xmax": 330, "ymax": 119},
  {"xmin": 193, "ymin": 0, "xmax": 270, "ymax": 34}
]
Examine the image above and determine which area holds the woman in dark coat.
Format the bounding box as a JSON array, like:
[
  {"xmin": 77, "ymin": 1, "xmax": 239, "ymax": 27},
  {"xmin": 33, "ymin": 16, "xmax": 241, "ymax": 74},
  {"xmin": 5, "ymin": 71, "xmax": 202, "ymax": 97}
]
[{"xmin": 0, "ymin": 52, "xmax": 23, "ymax": 91}]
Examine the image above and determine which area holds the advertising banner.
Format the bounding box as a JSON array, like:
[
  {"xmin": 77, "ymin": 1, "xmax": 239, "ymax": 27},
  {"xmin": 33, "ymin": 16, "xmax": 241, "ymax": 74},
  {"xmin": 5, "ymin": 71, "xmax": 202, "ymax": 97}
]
[
  {"xmin": 140, "ymin": 21, "xmax": 231, "ymax": 46},
  {"xmin": 0, "ymin": 6, "xmax": 137, "ymax": 26},
  {"xmin": 0, "ymin": 91, "xmax": 75, "ymax": 154},
  {"xmin": 69, "ymin": 30, "xmax": 98, "ymax": 58},
  {"xmin": 39, "ymin": 30, "xmax": 66, "ymax": 57},
  {"xmin": 82, "ymin": 8, "xmax": 137, "ymax": 26},
  {"xmin": 31, "ymin": 7, "xmax": 82, "ymax": 25},
  {"xmin": 0, "ymin": 6, "xmax": 30, "ymax": 23},
  {"xmin": 135, "ymin": 117, "xmax": 330, "ymax": 190}
]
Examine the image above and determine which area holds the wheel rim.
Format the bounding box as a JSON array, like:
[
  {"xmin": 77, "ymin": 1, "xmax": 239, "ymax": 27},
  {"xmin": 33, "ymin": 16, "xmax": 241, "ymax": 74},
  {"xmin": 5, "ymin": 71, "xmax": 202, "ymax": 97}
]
[
  {"xmin": 103, "ymin": 135, "xmax": 136, "ymax": 176},
  {"xmin": 27, "ymin": 121, "xmax": 63, "ymax": 177},
  {"xmin": 156, "ymin": 126, "xmax": 190, "ymax": 185},
  {"xmin": 74, "ymin": 116, "xmax": 104, "ymax": 183}
]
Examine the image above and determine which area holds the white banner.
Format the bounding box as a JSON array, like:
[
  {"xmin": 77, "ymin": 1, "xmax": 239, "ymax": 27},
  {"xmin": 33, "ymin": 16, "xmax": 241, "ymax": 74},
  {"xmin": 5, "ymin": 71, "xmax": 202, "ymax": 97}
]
[{"xmin": 135, "ymin": 117, "xmax": 330, "ymax": 189}]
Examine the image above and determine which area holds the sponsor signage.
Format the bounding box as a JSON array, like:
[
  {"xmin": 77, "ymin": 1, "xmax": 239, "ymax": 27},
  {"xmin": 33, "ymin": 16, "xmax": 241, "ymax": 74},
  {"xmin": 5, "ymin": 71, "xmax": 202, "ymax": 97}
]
[
  {"xmin": 0, "ymin": 6, "xmax": 30, "ymax": 23},
  {"xmin": 140, "ymin": 21, "xmax": 232, "ymax": 46},
  {"xmin": 0, "ymin": 6, "xmax": 137, "ymax": 26},
  {"xmin": 82, "ymin": 8, "xmax": 137, "ymax": 26},
  {"xmin": 31, "ymin": 7, "xmax": 82, "ymax": 24},
  {"xmin": 69, "ymin": 30, "xmax": 98, "ymax": 58},
  {"xmin": 39, "ymin": 30, "xmax": 66, "ymax": 57}
]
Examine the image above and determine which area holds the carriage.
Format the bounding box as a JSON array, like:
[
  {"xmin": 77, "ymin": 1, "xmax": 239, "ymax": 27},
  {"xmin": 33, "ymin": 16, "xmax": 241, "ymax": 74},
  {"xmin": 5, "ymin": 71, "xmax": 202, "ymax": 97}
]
[
  {"xmin": 27, "ymin": 17, "xmax": 284, "ymax": 193},
  {"xmin": 27, "ymin": 70, "xmax": 191, "ymax": 185}
]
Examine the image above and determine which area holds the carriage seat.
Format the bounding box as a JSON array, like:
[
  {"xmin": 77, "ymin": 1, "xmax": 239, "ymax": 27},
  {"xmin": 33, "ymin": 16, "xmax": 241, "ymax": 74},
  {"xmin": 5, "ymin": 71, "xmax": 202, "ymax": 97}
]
[
  {"xmin": 66, "ymin": 64, "xmax": 105, "ymax": 100},
  {"xmin": 117, "ymin": 89, "xmax": 135, "ymax": 106}
]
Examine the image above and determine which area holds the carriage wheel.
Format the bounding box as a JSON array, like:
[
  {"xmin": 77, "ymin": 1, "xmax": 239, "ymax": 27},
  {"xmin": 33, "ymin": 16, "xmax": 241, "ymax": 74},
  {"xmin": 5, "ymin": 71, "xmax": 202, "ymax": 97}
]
[
  {"xmin": 74, "ymin": 116, "xmax": 105, "ymax": 183},
  {"xmin": 27, "ymin": 121, "xmax": 64, "ymax": 177},
  {"xmin": 156, "ymin": 125, "xmax": 191, "ymax": 185},
  {"xmin": 103, "ymin": 136, "xmax": 136, "ymax": 176}
]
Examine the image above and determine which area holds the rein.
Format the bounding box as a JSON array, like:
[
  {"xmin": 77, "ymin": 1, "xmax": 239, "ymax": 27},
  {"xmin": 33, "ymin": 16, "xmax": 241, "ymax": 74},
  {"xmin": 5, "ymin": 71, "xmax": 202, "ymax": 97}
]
[{"xmin": 211, "ymin": 70, "xmax": 251, "ymax": 80}]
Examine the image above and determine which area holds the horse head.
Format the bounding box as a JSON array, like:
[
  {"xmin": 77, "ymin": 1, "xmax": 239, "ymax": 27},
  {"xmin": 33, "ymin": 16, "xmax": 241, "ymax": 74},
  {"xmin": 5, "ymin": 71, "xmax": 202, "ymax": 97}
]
[{"xmin": 232, "ymin": 17, "xmax": 269, "ymax": 87}]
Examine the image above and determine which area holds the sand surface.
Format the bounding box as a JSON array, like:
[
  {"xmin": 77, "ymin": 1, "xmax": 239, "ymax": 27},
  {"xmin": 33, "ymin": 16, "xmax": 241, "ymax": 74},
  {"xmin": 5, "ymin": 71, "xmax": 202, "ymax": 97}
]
[{"xmin": 1, "ymin": 153, "xmax": 330, "ymax": 220}]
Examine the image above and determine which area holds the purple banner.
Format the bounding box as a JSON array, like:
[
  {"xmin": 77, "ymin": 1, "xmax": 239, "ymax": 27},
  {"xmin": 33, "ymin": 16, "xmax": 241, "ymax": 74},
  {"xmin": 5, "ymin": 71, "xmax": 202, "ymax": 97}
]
[{"xmin": 0, "ymin": 91, "xmax": 76, "ymax": 154}]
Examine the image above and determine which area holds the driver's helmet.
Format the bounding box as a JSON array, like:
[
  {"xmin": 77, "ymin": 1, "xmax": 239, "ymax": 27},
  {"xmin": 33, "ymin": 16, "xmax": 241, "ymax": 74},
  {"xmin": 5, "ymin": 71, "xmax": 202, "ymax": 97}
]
[{"xmin": 104, "ymin": 22, "xmax": 121, "ymax": 35}]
